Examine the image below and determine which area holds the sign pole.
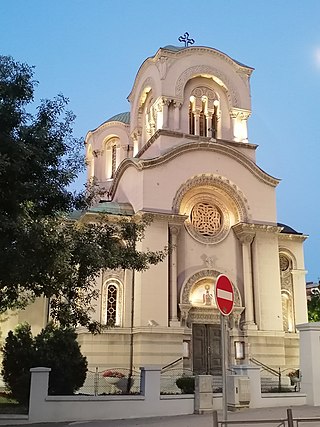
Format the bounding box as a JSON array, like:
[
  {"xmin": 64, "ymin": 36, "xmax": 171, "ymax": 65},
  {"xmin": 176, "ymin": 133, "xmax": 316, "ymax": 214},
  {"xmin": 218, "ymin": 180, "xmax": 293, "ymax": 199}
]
[
  {"xmin": 221, "ymin": 314, "xmax": 228, "ymax": 425},
  {"xmin": 215, "ymin": 274, "xmax": 234, "ymax": 427}
]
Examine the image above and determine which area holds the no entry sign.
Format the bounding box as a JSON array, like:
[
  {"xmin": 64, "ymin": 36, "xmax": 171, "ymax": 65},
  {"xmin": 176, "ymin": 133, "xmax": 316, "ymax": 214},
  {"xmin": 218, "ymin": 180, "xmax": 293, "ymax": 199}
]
[{"xmin": 215, "ymin": 274, "xmax": 234, "ymax": 316}]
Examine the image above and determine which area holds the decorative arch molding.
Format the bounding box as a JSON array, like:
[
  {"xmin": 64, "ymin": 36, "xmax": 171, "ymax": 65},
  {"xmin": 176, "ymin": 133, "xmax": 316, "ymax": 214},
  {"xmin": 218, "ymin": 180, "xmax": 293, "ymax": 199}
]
[
  {"xmin": 109, "ymin": 140, "xmax": 280, "ymax": 199},
  {"xmin": 172, "ymin": 173, "xmax": 250, "ymax": 223},
  {"xmin": 101, "ymin": 276, "xmax": 124, "ymax": 326},
  {"xmin": 180, "ymin": 269, "xmax": 242, "ymax": 306},
  {"xmin": 85, "ymin": 121, "xmax": 129, "ymax": 142},
  {"xmin": 136, "ymin": 77, "xmax": 156, "ymax": 108},
  {"xmin": 103, "ymin": 135, "xmax": 121, "ymax": 148},
  {"xmin": 278, "ymin": 247, "xmax": 297, "ymax": 270},
  {"xmin": 131, "ymin": 77, "xmax": 156, "ymax": 130},
  {"xmin": 175, "ymin": 65, "xmax": 240, "ymax": 107}
]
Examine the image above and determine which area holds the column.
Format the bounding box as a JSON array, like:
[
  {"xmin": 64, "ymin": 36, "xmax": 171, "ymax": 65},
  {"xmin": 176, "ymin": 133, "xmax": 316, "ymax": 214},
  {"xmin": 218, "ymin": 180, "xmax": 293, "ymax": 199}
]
[
  {"xmin": 132, "ymin": 130, "xmax": 141, "ymax": 156},
  {"xmin": 162, "ymin": 98, "xmax": 170, "ymax": 129},
  {"xmin": 235, "ymin": 232, "xmax": 257, "ymax": 329},
  {"xmin": 173, "ymin": 101, "xmax": 181, "ymax": 130},
  {"xmin": 169, "ymin": 225, "xmax": 180, "ymax": 326},
  {"xmin": 242, "ymin": 235, "xmax": 256, "ymax": 328},
  {"xmin": 251, "ymin": 237, "xmax": 261, "ymax": 328},
  {"xmin": 194, "ymin": 111, "xmax": 200, "ymax": 135},
  {"xmin": 230, "ymin": 110, "xmax": 238, "ymax": 142}
]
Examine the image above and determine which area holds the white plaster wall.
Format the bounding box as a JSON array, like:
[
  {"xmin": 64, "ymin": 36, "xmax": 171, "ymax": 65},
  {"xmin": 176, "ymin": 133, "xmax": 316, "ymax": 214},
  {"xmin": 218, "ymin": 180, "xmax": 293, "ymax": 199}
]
[
  {"xmin": 253, "ymin": 232, "xmax": 283, "ymax": 331},
  {"xmin": 114, "ymin": 166, "xmax": 143, "ymax": 209},
  {"xmin": 116, "ymin": 148, "xmax": 277, "ymax": 224},
  {"xmin": 177, "ymin": 229, "xmax": 243, "ymax": 298},
  {"xmin": 134, "ymin": 221, "xmax": 169, "ymax": 327}
]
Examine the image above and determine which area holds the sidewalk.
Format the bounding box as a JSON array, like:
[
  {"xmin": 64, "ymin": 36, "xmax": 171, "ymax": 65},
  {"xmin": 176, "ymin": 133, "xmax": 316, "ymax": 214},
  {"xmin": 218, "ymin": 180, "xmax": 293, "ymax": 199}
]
[{"xmin": 70, "ymin": 405, "xmax": 320, "ymax": 427}]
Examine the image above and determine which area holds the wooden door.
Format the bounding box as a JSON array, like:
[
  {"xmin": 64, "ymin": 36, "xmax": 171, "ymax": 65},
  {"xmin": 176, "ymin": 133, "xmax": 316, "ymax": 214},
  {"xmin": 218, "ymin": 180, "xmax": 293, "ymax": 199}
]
[{"xmin": 192, "ymin": 324, "xmax": 221, "ymax": 375}]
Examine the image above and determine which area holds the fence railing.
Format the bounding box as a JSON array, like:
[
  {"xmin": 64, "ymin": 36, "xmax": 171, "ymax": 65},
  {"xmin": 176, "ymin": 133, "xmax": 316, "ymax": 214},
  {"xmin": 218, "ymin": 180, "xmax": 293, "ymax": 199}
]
[
  {"xmin": 249, "ymin": 358, "xmax": 301, "ymax": 392},
  {"xmin": 213, "ymin": 408, "xmax": 320, "ymax": 426},
  {"xmin": 79, "ymin": 367, "xmax": 141, "ymax": 395}
]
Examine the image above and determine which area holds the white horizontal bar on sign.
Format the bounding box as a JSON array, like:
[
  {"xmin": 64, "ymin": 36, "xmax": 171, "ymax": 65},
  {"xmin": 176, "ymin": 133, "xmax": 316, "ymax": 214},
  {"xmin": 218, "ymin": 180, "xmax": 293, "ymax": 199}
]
[{"xmin": 217, "ymin": 288, "xmax": 233, "ymax": 301}]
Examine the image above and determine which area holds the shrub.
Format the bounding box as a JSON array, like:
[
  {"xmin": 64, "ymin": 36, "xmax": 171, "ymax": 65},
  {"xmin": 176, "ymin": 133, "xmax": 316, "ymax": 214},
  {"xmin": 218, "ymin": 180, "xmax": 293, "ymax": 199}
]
[
  {"xmin": 1, "ymin": 323, "xmax": 35, "ymax": 404},
  {"xmin": 1, "ymin": 322, "xmax": 87, "ymax": 403},
  {"xmin": 176, "ymin": 376, "xmax": 195, "ymax": 394}
]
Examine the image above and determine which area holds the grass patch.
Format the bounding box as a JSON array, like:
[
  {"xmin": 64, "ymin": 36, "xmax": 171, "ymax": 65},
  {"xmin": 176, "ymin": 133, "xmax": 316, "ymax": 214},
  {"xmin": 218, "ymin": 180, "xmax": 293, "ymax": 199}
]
[{"xmin": 0, "ymin": 394, "xmax": 28, "ymax": 415}]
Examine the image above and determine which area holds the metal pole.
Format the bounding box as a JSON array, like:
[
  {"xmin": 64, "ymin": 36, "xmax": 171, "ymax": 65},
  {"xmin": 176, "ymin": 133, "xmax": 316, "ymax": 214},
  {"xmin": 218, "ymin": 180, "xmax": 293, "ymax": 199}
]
[
  {"xmin": 127, "ymin": 268, "xmax": 135, "ymax": 393},
  {"xmin": 212, "ymin": 409, "xmax": 218, "ymax": 427},
  {"xmin": 287, "ymin": 408, "xmax": 294, "ymax": 427},
  {"xmin": 221, "ymin": 314, "xmax": 228, "ymax": 426},
  {"xmin": 94, "ymin": 366, "xmax": 98, "ymax": 396}
]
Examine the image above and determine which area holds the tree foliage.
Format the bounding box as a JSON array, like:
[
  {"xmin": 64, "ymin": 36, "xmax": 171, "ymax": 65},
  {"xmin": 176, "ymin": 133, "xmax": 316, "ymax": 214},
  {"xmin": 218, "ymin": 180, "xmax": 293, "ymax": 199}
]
[
  {"xmin": 1, "ymin": 322, "xmax": 87, "ymax": 403},
  {"xmin": 308, "ymin": 288, "xmax": 320, "ymax": 322},
  {"xmin": 0, "ymin": 56, "xmax": 167, "ymax": 331}
]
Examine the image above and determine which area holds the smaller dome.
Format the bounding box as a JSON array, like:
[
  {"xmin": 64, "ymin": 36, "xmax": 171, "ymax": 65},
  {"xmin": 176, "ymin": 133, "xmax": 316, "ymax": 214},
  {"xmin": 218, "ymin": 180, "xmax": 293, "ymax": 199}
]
[
  {"xmin": 162, "ymin": 45, "xmax": 185, "ymax": 52},
  {"xmin": 106, "ymin": 112, "xmax": 130, "ymax": 124},
  {"xmin": 89, "ymin": 201, "xmax": 134, "ymax": 216},
  {"xmin": 278, "ymin": 223, "xmax": 302, "ymax": 235}
]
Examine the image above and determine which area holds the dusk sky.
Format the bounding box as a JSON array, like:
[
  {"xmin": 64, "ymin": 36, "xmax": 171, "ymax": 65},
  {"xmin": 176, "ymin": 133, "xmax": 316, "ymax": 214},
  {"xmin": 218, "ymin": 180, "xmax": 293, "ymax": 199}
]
[{"xmin": 1, "ymin": 1, "xmax": 319, "ymax": 282}]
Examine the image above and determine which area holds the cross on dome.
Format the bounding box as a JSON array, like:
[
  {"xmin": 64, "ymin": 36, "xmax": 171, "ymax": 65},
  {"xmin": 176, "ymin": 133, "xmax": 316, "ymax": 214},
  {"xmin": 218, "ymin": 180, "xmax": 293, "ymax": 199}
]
[{"xmin": 178, "ymin": 32, "xmax": 195, "ymax": 47}]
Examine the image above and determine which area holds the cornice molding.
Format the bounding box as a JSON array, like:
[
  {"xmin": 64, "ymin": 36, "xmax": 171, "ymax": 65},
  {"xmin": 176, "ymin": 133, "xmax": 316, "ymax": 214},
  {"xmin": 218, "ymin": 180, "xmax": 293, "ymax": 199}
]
[
  {"xmin": 136, "ymin": 130, "xmax": 258, "ymax": 158},
  {"xmin": 278, "ymin": 233, "xmax": 308, "ymax": 242},
  {"xmin": 233, "ymin": 222, "xmax": 286, "ymax": 243},
  {"xmin": 291, "ymin": 269, "xmax": 308, "ymax": 276},
  {"xmin": 110, "ymin": 138, "xmax": 279, "ymax": 199},
  {"xmin": 135, "ymin": 210, "xmax": 187, "ymax": 224}
]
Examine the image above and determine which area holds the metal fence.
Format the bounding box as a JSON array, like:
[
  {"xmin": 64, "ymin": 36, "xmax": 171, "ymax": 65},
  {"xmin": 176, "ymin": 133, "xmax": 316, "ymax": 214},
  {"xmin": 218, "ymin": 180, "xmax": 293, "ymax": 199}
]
[
  {"xmin": 159, "ymin": 366, "xmax": 224, "ymax": 394},
  {"xmin": 79, "ymin": 368, "xmax": 141, "ymax": 395},
  {"xmin": 213, "ymin": 409, "xmax": 320, "ymax": 426}
]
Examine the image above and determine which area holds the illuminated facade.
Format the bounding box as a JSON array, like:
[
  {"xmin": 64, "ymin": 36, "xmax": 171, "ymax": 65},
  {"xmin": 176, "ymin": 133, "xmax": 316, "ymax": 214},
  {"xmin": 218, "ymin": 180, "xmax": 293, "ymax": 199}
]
[
  {"xmin": 0, "ymin": 45, "xmax": 308, "ymax": 377},
  {"xmin": 80, "ymin": 44, "xmax": 308, "ymax": 373}
]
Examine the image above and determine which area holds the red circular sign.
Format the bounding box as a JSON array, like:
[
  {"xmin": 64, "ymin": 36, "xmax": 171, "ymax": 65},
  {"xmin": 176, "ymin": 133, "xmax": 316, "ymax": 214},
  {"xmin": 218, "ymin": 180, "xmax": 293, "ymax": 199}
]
[{"xmin": 215, "ymin": 274, "xmax": 234, "ymax": 316}]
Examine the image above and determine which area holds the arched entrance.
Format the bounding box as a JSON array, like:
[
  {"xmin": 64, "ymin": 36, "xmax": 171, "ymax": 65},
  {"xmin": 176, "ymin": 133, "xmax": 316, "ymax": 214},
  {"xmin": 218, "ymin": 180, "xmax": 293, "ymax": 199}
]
[{"xmin": 180, "ymin": 269, "xmax": 243, "ymax": 375}]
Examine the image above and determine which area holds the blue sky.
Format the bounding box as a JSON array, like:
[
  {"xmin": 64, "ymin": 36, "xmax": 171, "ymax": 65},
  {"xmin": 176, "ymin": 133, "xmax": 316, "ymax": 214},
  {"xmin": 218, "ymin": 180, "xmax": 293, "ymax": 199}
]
[{"xmin": 1, "ymin": 0, "xmax": 319, "ymax": 282}]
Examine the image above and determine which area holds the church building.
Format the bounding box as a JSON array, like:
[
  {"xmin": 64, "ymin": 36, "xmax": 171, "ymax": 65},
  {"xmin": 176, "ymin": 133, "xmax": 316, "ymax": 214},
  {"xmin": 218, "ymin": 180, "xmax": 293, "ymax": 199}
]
[
  {"xmin": 81, "ymin": 42, "xmax": 308, "ymax": 374},
  {"xmin": 0, "ymin": 42, "xmax": 308, "ymax": 380}
]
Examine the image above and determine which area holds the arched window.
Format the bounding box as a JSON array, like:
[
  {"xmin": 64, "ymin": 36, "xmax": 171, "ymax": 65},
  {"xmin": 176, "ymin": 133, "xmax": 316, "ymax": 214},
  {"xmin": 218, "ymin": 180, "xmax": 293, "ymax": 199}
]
[
  {"xmin": 105, "ymin": 137, "xmax": 120, "ymax": 180},
  {"xmin": 281, "ymin": 291, "xmax": 295, "ymax": 332},
  {"xmin": 188, "ymin": 87, "xmax": 219, "ymax": 138},
  {"xmin": 279, "ymin": 253, "xmax": 295, "ymax": 332},
  {"xmin": 189, "ymin": 96, "xmax": 195, "ymax": 135},
  {"xmin": 102, "ymin": 279, "xmax": 123, "ymax": 326}
]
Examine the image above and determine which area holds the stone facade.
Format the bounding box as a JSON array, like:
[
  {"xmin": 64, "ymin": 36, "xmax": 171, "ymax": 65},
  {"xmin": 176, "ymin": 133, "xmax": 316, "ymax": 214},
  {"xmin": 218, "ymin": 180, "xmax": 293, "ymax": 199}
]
[{"xmin": 0, "ymin": 44, "xmax": 308, "ymax": 377}]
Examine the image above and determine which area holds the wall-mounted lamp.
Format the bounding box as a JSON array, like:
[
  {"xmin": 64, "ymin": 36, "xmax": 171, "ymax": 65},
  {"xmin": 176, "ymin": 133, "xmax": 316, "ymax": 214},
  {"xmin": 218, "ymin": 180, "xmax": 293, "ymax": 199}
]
[
  {"xmin": 234, "ymin": 341, "xmax": 245, "ymax": 360},
  {"xmin": 147, "ymin": 319, "xmax": 159, "ymax": 327}
]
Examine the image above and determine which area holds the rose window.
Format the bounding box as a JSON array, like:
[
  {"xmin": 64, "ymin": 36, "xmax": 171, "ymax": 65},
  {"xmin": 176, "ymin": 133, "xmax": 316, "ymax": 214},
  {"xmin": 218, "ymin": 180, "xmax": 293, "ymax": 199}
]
[
  {"xmin": 279, "ymin": 255, "xmax": 290, "ymax": 272},
  {"xmin": 190, "ymin": 202, "xmax": 222, "ymax": 236}
]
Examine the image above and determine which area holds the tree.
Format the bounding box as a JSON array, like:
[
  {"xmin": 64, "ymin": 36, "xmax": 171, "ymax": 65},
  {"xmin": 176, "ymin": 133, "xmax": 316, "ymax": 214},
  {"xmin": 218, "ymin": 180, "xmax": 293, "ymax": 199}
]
[
  {"xmin": 0, "ymin": 323, "xmax": 35, "ymax": 404},
  {"xmin": 1, "ymin": 322, "xmax": 88, "ymax": 403},
  {"xmin": 0, "ymin": 56, "xmax": 167, "ymax": 331},
  {"xmin": 308, "ymin": 287, "xmax": 320, "ymax": 322}
]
